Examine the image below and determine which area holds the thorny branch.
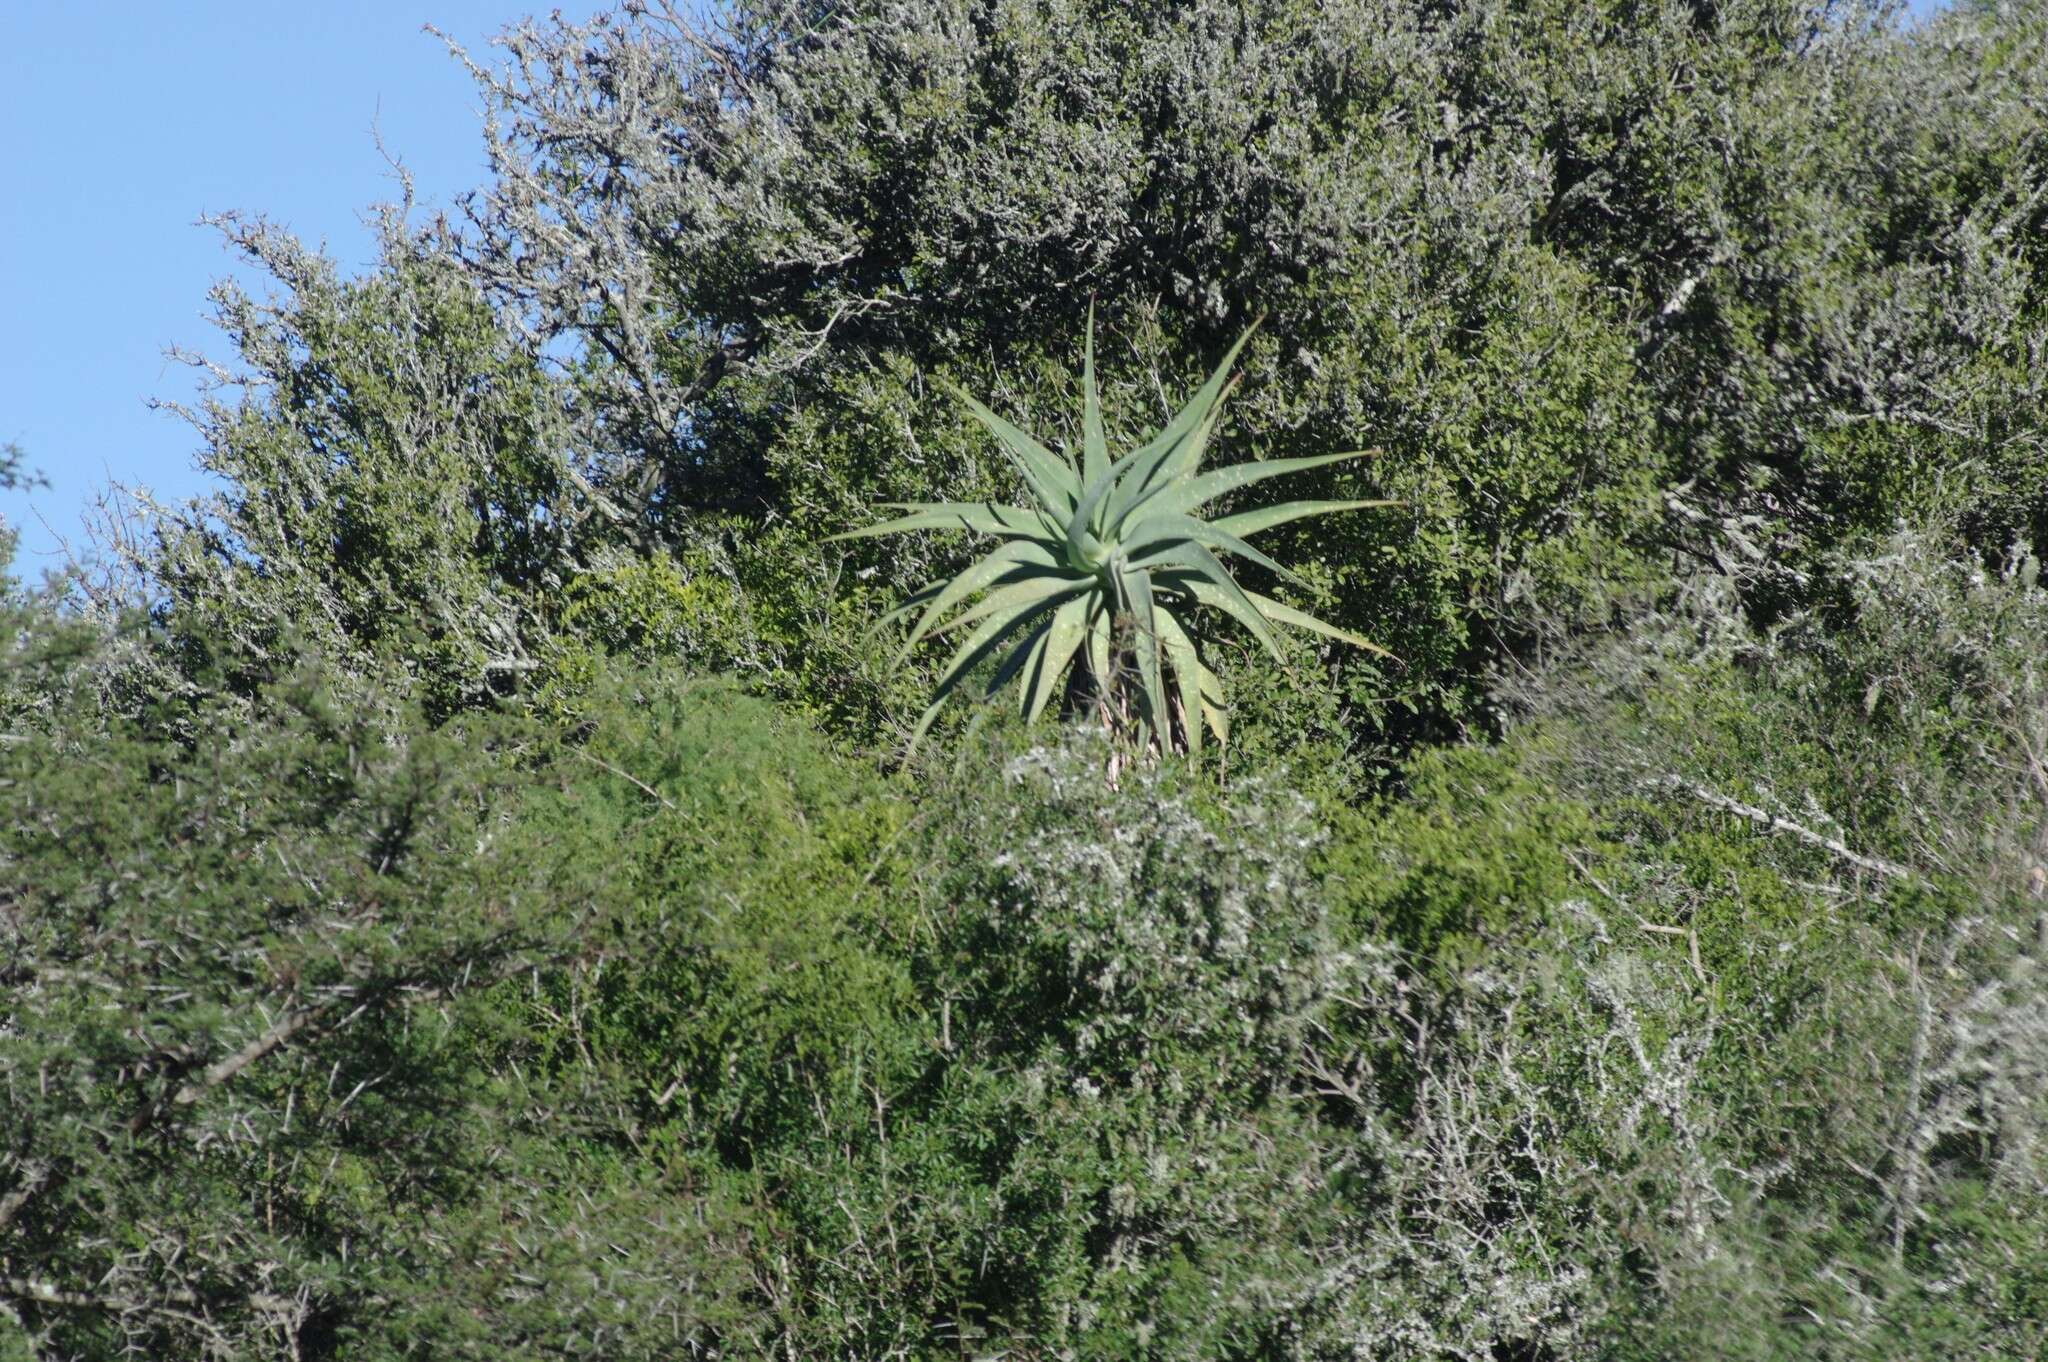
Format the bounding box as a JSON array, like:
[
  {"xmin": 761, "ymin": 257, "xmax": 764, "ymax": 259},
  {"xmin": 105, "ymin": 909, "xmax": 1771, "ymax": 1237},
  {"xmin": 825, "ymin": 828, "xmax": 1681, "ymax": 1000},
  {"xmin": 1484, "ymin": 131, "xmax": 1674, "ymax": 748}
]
[{"xmin": 1651, "ymin": 773, "xmax": 1918, "ymax": 884}]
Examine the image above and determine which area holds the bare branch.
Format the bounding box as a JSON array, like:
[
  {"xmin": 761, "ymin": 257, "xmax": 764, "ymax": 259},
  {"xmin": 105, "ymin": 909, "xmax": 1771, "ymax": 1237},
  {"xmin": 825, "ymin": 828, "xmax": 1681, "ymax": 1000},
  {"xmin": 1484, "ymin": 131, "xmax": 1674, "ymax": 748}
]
[
  {"xmin": 0, "ymin": 1160, "xmax": 49, "ymax": 1233},
  {"xmin": 1651, "ymin": 774, "xmax": 1918, "ymax": 883}
]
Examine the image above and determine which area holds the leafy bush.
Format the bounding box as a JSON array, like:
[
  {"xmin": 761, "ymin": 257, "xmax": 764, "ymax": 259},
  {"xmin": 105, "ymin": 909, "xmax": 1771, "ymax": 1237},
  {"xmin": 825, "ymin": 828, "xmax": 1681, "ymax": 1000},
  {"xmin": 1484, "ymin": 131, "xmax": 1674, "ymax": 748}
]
[
  {"xmin": 10, "ymin": 534, "xmax": 2048, "ymax": 1357},
  {"xmin": 144, "ymin": 215, "xmax": 599, "ymax": 717},
  {"xmin": 442, "ymin": 0, "xmax": 2048, "ymax": 741},
  {"xmin": 0, "ymin": 628, "xmax": 898, "ymax": 1358},
  {"xmin": 13, "ymin": 1, "xmax": 2048, "ymax": 1356}
]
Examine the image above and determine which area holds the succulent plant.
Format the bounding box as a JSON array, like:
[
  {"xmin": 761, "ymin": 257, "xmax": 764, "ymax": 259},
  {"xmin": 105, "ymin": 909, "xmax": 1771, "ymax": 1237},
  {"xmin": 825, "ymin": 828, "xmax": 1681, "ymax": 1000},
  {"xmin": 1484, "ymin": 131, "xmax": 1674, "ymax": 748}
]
[{"xmin": 832, "ymin": 314, "xmax": 1392, "ymax": 756}]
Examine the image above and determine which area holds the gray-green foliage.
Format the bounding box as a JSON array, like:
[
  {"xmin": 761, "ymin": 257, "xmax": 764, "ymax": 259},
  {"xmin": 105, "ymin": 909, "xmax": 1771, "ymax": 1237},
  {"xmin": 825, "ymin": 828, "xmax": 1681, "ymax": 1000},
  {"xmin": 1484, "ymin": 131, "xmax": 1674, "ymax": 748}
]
[
  {"xmin": 898, "ymin": 739, "xmax": 1363, "ymax": 1355},
  {"xmin": 748, "ymin": 531, "xmax": 2048, "ymax": 1358},
  {"xmin": 0, "ymin": 630, "xmax": 839, "ymax": 1359},
  {"xmin": 0, "ymin": 445, "xmax": 45, "ymax": 588},
  {"xmin": 444, "ymin": 0, "xmax": 2048, "ymax": 741},
  {"xmin": 148, "ymin": 213, "xmax": 603, "ymax": 716},
  {"xmin": 1462, "ymin": 535, "xmax": 2048, "ymax": 1359},
  {"xmin": 126, "ymin": 0, "xmax": 2048, "ymax": 752},
  {"xmin": 8, "ymin": 542, "xmax": 2048, "ymax": 1359},
  {"xmin": 12, "ymin": 0, "xmax": 2048, "ymax": 1355}
]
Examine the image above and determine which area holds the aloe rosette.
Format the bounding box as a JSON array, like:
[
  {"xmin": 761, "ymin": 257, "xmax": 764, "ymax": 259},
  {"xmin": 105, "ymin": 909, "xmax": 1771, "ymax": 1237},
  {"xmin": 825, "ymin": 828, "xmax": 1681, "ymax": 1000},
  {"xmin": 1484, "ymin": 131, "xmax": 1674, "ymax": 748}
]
[{"xmin": 832, "ymin": 315, "xmax": 1392, "ymax": 755}]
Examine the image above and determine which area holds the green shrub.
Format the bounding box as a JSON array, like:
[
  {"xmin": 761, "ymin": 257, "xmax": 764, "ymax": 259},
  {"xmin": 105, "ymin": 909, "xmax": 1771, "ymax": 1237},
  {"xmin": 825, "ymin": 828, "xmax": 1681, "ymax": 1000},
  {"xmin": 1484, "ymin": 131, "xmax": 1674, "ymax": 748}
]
[
  {"xmin": 0, "ymin": 626, "xmax": 896, "ymax": 1358},
  {"xmin": 10, "ymin": 535, "xmax": 2048, "ymax": 1357}
]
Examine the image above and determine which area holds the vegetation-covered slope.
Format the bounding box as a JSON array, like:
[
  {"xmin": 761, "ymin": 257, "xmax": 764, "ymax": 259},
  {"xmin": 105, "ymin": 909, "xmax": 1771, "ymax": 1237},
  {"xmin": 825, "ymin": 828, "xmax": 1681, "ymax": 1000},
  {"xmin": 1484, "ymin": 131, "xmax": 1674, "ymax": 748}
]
[{"xmin": 4, "ymin": 1, "xmax": 2047, "ymax": 1357}]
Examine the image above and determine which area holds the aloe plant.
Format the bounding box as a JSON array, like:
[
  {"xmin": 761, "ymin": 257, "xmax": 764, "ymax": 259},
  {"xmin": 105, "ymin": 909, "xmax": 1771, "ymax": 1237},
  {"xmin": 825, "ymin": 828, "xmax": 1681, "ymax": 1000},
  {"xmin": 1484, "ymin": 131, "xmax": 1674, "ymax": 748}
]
[{"xmin": 833, "ymin": 315, "xmax": 1392, "ymax": 756}]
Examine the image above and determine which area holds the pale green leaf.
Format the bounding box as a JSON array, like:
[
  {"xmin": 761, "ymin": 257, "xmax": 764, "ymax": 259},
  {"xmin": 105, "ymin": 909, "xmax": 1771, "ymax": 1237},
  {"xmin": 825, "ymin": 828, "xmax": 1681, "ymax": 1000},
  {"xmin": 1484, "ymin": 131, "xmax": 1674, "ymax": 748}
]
[
  {"xmin": 1152, "ymin": 607, "xmax": 1208, "ymax": 763},
  {"xmin": 1122, "ymin": 510, "xmax": 1301, "ymax": 584},
  {"xmin": 1084, "ymin": 598, "xmax": 1113, "ymax": 696},
  {"xmin": 892, "ymin": 539, "xmax": 1064, "ymax": 666},
  {"xmin": 1208, "ymin": 498, "xmax": 1400, "ymax": 539},
  {"xmin": 1081, "ymin": 305, "xmax": 1108, "ymax": 493},
  {"xmin": 1107, "ymin": 321, "xmax": 1261, "ymax": 521},
  {"xmin": 1121, "ymin": 449, "xmax": 1377, "ymax": 528},
  {"xmin": 1169, "ymin": 575, "xmax": 1393, "ymax": 658},
  {"xmin": 1134, "ymin": 541, "xmax": 1282, "ymax": 661},
  {"xmin": 1022, "ymin": 595, "xmax": 1092, "ymax": 723},
  {"xmin": 932, "ymin": 574, "xmax": 1092, "ymax": 639},
  {"xmin": 984, "ymin": 612, "xmax": 1057, "ymax": 704},
  {"xmin": 1115, "ymin": 559, "xmax": 1171, "ymax": 741},
  {"xmin": 826, "ymin": 501, "xmax": 1049, "ymax": 542},
  {"xmin": 940, "ymin": 380, "xmax": 1081, "ymax": 516}
]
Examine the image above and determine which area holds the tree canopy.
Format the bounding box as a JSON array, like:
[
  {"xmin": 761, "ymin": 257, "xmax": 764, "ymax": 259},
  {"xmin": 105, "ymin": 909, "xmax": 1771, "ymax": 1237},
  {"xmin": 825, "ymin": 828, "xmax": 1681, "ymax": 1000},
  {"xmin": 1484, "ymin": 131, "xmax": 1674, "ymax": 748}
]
[{"xmin": 5, "ymin": 2, "xmax": 2048, "ymax": 1357}]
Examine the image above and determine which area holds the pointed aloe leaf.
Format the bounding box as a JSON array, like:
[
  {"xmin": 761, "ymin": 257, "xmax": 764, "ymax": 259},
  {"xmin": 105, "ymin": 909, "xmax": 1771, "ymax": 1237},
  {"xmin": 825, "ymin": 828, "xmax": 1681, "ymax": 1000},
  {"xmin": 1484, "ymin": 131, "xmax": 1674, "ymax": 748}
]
[
  {"xmin": 1106, "ymin": 385, "xmax": 1225, "ymax": 531},
  {"xmin": 1134, "ymin": 449, "xmax": 1378, "ymax": 525},
  {"xmin": 1021, "ymin": 594, "xmax": 1092, "ymax": 723},
  {"xmin": 984, "ymin": 611, "xmax": 1057, "ymax": 704},
  {"xmin": 1208, "ymin": 498, "xmax": 1399, "ymax": 540},
  {"xmin": 1122, "ymin": 510, "xmax": 1303, "ymax": 585},
  {"xmin": 1240, "ymin": 586, "xmax": 1394, "ymax": 657},
  {"xmin": 907, "ymin": 608, "xmax": 1031, "ymax": 751},
  {"xmin": 1064, "ymin": 461, "xmax": 1120, "ymax": 560},
  {"xmin": 1152, "ymin": 606, "xmax": 1208, "ymax": 764},
  {"xmin": 1109, "ymin": 321, "xmax": 1260, "ymax": 491},
  {"xmin": 1084, "ymin": 598, "xmax": 1113, "ymax": 695},
  {"xmin": 1166, "ymin": 629, "xmax": 1229, "ymax": 747},
  {"xmin": 907, "ymin": 587, "xmax": 1079, "ymax": 751},
  {"xmin": 1197, "ymin": 663, "xmax": 1229, "ymax": 745},
  {"xmin": 939, "ymin": 380, "xmax": 1080, "ymax": 517},
  {"xmin": 932, "ymin": 574, "xmax": 1092, "ymax": 639},
  {"xmin": 883, "ymin": 499, "xmax": 1068, "ymax": 541},
  {"xmin": 825, "ymin": 500, "xmax": 1048, "ymax": 543},
  {"xmin": 1115, "ymin": 559, "xmax": 1171, "ymax": 741},
  {"xmin": 891, "ymin": 540, "xmax": 1065, "ymax": 666},
  {"xmin": 1081, "ymin": 305, "xmax": 1109, "ymax": 495},
  {"xmin": 927, "ymin": 603, "xmax": 1042, "ymax": 699},
  {"xmin": 1167, "ymin": 575, "xmax": 1394, "ymax": 659},
  {"xmin": 1132, "ymin": 540, "xmax": 1283, "ymax": 662},
  {"xmin": 1160, "ymin": 371, "xmax": 1243, "ymax": 487}
]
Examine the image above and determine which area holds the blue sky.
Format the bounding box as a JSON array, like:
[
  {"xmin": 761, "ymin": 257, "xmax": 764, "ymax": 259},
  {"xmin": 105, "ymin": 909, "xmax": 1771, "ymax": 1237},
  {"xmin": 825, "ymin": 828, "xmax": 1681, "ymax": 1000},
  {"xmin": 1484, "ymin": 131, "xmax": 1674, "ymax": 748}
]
[
  {"xmin": 0, "ymin": 2, "xmax": 598, "ymax": 575},
  {"xmin": 1, "ymin": 2, "xmax": 1948, "ymax": 577}
]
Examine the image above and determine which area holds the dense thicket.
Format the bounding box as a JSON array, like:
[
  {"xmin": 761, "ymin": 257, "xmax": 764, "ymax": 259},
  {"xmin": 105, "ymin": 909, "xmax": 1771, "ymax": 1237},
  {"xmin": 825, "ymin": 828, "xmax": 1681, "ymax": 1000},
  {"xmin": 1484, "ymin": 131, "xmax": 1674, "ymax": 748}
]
[
  {"xmin": 436, "ymin": 0, "xmax": 2048, "ymax": 744},
  {"xmin": 6, "ymin": 1, "xmax": 2048, "ymax": 1358},
  {"xmin": 10, "ymin": 542, "xmax": 2047, "ymax": 1359}
]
